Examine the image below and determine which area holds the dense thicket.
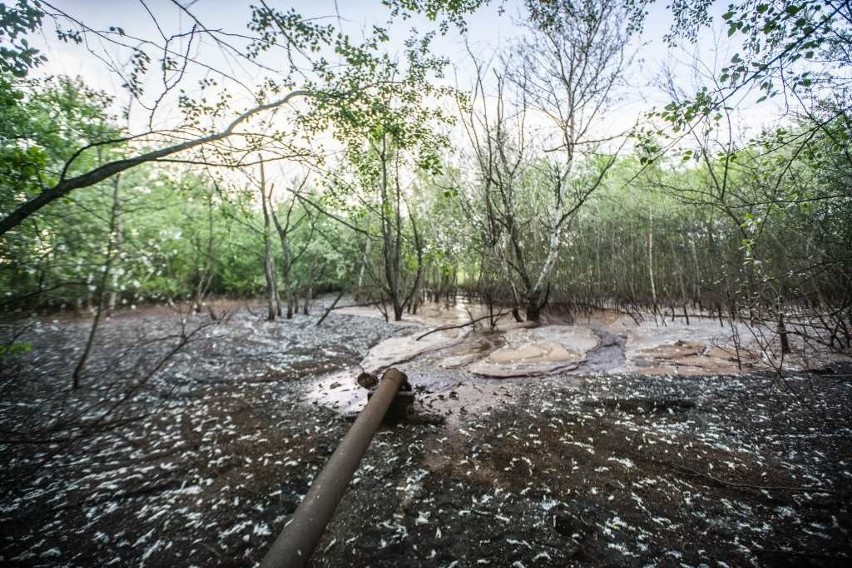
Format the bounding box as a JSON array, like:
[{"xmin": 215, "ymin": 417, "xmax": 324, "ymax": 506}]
[
  {"xmin": 3, "ymin": 84, "xmax": 847, "ymax": 325},
  {"xmin": 562, "ymin": 124, "xmax": 852, "ymax": 316}
]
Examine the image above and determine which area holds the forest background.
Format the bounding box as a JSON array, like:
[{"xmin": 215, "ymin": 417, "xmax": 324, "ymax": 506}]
[{"xmin": 0, "ymin": 0, "xmax": 848, "ymax": 345}]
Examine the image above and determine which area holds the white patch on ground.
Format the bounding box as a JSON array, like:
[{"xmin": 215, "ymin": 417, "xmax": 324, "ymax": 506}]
[
  {"xmin": 303, "ymin": 371, "xmax": 366, "ymax": 413},
  {"xmin": 468, "ymin": 326, "xmax": 599, "ymax": 377},
  {"xmin": 617, "ymin": 317, "xmax": 757, "ymax": 375},
  {"xmin": 361, "ymin": 328, "xmax": 469, "ymax": 374}
]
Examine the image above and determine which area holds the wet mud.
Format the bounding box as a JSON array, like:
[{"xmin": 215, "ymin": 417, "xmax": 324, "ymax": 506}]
[
  {"xmin": 571, "ymin": 328, "xmax": 627, "ymax": 376},
  {"xmin": 1, "ymin": 299, "xmax": 850, "ymax": 567}
]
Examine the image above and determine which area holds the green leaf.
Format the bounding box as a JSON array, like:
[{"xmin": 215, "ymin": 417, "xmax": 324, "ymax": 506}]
[{"xmin": 0, "ymin": 342, "xmax": 32, "ymax": 357}]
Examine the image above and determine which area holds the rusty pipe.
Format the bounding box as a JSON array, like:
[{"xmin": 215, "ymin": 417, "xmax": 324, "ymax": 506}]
[{"xmin": 259, "ymin": 367, "xmax": 408, "ymax": 568}]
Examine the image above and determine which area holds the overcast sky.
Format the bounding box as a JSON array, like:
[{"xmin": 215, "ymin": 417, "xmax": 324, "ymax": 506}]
[{"xmin": 22, "ymin": 0, "xmax": 783, "ymax": 166}]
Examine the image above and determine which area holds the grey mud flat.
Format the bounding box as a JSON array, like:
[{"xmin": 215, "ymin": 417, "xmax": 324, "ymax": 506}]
[{"xmin": 0, "ymin": 302, "xmax": 850, "ymax": 567}]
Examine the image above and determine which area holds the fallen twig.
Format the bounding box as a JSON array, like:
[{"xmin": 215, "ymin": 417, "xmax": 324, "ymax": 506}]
[
  {"xmin": 650, "ymin": 457, "xmax": 830, "ymax": 493},
  {"xmin": 316, "ymin": 289, "xmax": 346, "ymax": 326},
  {"xmin": 416, "ymin": 310, "xmax": 510, "ymax": 341}
]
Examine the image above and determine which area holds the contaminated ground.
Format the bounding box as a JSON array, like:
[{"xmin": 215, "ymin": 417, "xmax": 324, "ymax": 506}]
[{"xmin": 1, "ymin": 299, "xmax": 850, "ymax": 567}]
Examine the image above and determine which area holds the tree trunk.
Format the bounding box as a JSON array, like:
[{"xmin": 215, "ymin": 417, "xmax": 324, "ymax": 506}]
[
  {"xmin": 73, "ymin": 174, "xmax": 122, "ymax": 389},
  {"xmin": 270, "ymin": 196, "xmax": 300, "ymax": 319},
  {"xmin": 778, "ymin": 312, "xmax": 791, "ymax": 354},
  {"xmin": 355, "ymin": 238, "xmax": 371, "ymax": 303},
  {"xmin": 648, "ymin": 206, "xmax": 657, "ymax": 312},
  {"xmin": 260, "ymin": 160, "xmax": 279, "ymax": 321},
  {"xmin": 193, "ymin": 189, "xmax": 215, "ymax": 314},
  {"xmin": 303, "ymin": 286, "xmax": 311, "ymax": 315},
  {"xmin": 525, "ymin": 286, "xmax": 548, "ymax": 323},
  {"xmin": 107, "ymin": 187, "xmax": 123, "ymax": 315},
  {"xmin": 393, "ymin": 302, "xmax": 404, "ymax": 321},
  {"xmin": 525, "ymin": 302, "xmax": 542, "ymax": 322}
]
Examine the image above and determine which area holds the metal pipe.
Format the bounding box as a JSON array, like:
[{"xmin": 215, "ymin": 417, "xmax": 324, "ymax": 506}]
[{"xmin": 259, "ymin": 367, "xmax": 407, "ymax": 568}]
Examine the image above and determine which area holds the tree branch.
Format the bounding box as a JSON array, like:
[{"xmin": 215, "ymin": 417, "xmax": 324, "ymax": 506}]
[{"xmin": 0, "ymin": 89, "xmax": 310, "ymax": 237}]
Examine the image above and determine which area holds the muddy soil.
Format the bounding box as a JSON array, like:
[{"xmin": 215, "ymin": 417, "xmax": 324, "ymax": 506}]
[{"xmin": 1, "ymin": 301, "xmax": 850, "ymax": 567}]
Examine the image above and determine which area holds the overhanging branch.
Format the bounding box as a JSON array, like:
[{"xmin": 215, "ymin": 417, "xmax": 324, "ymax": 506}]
[{"xmin": 0, "ymin": 89, "xmax": 310, "ymax": 237}]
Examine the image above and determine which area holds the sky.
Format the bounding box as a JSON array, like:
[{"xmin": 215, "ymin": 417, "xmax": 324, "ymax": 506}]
[{"xmin": 17, "ymin": 0, "xmax": 785, "ymax": 176}]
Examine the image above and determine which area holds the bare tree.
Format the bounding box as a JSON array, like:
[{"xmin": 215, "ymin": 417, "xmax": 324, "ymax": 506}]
[
  {"xmin": 373, "ymin": 133, "xmax": 426, "ymax": 321},
  {"xmin": 458, "ymin": 0, "xmax": 637, "ymax": 321},
  {"xmin": 72, "ymin": 173, "xmax": 123, "ymax": 389},
  {"xmin": 258, "ymin": 159, "xmax": 281, "ymax": 321},
  {"xmin": 270, "ymin": 177, "xmax": 314, "ymax": 319},
  {"xmin": 304, "ymin": 147, "xmax": 426, "ymax": 323},
  {"xmin": 191, "ymin": 183, "xmax": 216, "ymax": 314},
  {"xmin": 458, "ymin": 62, "xmax": 532, "ymax": 321},
  {"xmin": 512, "ymin": 0, "xmax": 637, "ymax": 320}
]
